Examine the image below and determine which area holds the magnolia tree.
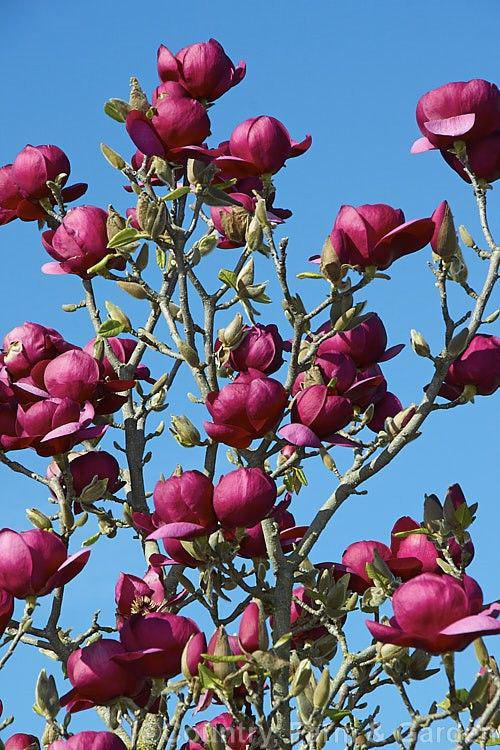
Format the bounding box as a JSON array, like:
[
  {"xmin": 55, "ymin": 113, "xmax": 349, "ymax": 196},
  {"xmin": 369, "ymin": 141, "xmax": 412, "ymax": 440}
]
[{"xmin": 0, "ymin": 38, "xmax": 499, "ymax": 750}]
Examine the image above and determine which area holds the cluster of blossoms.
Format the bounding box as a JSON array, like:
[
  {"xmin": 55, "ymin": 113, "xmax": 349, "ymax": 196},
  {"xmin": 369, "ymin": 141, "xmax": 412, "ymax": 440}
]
[
  {"xmin": 0, "ymin": 322, "xmax": 154, "ymax": 456},
  {"xmin": 0, "ymin": 32, "xmax": 499, "ymax": 750}
]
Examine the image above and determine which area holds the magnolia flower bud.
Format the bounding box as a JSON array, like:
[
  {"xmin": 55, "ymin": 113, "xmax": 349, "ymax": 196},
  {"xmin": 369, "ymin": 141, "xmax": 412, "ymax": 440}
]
[
  {"xmin": 170, "ymin": 416, "xmax": 201, "ymax": 447},
  {"xmin": 26, "ymin": 508, "xmax": 53, "ymax": 531},
  {"xmin": 459, "ymin": 224, "xmax": 476, "ymax": 248},
  {"xmin": 106, "ymin": 206, "xmax": 127, "ymax": 241},
  {"xmin": 320, "ymin": 235, "xmax": 342, "ymax": 283},
  {"xmin": 34, "ymin": 669, "xmax": 59, "ymax": 719},
  {"xmin": 207, "ymin": 627, "xmax": 236, "ymax": 680},
  {"xmin": 410, "ymin": 329, "xmax": 431, "ymax": 358},
  {"xmin": 179, "ymin": 342, "xmax": 200, "ymax": 367},
  {"xmin": 430, "ymin": 201, "xmax": 459, "ymax": 261},
  {"xmin": 245, "ymin": 215, "xmax": 263, "ymax": 251},
  {"xmin": 313, "ymin": 668, "xmax": 332, "ymax": 711},
  {"xmin": 181, "ymin": 631, "xmax": 207, "ymax": 681},
  {"xmin": 290, "ymin": 659, "xmax": 313, "ymax": 697},
  {"xmin": 376, "ymin": 642, "xmax": 407, "ymax": 662}
]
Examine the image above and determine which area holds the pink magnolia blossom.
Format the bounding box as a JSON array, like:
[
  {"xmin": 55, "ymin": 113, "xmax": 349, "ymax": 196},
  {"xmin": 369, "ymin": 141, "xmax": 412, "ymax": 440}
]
[
  {"xmin": 2, "ymin": 322, "xmax": 72, "ymax": 380},
  {"xmin": 213, "ymin": 467, "xmax": 276, "ymax": 529},
  {"xmin": 220, "ymin": 323, "xmax": 287, "ymax": 374},
  {"xmin": 323, "ymin": 203, "xmax": 434, "ymax": 271},
  {"xmin": 126, "ymin": 86, "xmax": 210, "ymax": 162},
  {"xmin": 204, "ymin": 370, "xmax": 288, "ymax": 448},
  {"xmin": 157, "ymin": 39, "xmax": 246, "ymax": 101},
  {"xmin": 9, "ymin": 398, "xmax": 105, "ymax": 456},
  {"xmin": 42, "ymin": 206, "xmax": 125, "ymax": 277},
  {"xmin": 184, "ymin": 713, "xmax": 254, "ymax": 750},
  {"xmin": 0, "ymin": 145, "xmax": 86, "ymax": 225},
  {"xmin": 291, "ymin": 384, "xmax": 353, "ymax": 442},
  {"xmin": 60, "ymin": 639, "xmax": 145, "ymax": 713},
  {"xmin": 147, "ymin": 469, "xmax": 216, "ymax": 541},
  {"xmin": 412, "ymin": 80, "xmax": 500, "ymax": 182},
  {"xmin": 213, "ymin": 116, "xmax": 311, "ymax": 178},
  {"xmin": 238, "ymin": 601, "xmax": 269, "ymax": 653},
  {"xmin": 49, "ymin": 732, "xmax": 127, "ymax": 750},
  {"xmin": 440, "ymin": 334, "xmax": 500, "ymax": 399},
  {"xmin": 366, "ymin": 573, "xmax": 500, "ymax": 654},
  {"xmin": 116, "ymin": 611, "xmax": 200, "ymax": 679},
  {"xmin": 5, "ymin": 735, "xmax": 40, "ymax": 750},
  {"xmin": 367, "ymin": 391, "xmax": 403, "ymax": 433},
  {"xmin": 316, "ymin": 314, "xmax": 404, "ymax": 369},
  {"xmin": 0, "ymin": 529, "xmax": 89, "ymax": 599}
]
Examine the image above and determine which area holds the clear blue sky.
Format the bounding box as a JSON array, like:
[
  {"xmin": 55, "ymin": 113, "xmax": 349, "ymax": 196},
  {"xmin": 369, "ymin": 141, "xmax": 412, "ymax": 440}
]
[{"xmin": 1, "ymin": 0, "xmax": 499, "ymax": 744}]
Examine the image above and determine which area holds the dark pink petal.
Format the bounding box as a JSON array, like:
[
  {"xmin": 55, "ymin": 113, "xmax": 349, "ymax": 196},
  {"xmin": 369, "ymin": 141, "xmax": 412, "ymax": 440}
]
[
  {"xmin": 157, "ymin": 44, "xmax": 181, "ymax": 82},
  {"xmin": 288, "ymin": 134, "xmax": 312, "ymax": 158},
  {"xmin": 42, "ymin": 549, "xmax": 90, "ymax": 593},
  {"xmin": 366, "ymin": 619, "xmax": 414, "ymax": 646},
  {"xmin": 146, "ymin": 522, "xmax": 209, "ymax": 541},
  {"xmin": 61, "ymin": 183, "xmax": 88, "ymax": 203},
  {"xmin": 214, "ymin": 156, "xmax": 261, "ymax": 178},
  {"xmin": 126, "ymin": 111, "xmax": 166, "ymax": 157},
  {"xmin": 379, "ymin": 344, "xmax": 405, "ymax": 362},
  {"xmin": 204, "ymin": 421, "xmax": 252, "ymax": 449},
  {"xmin": 326, "ymin": 434, "xmax": 359, "ymax": 448}
]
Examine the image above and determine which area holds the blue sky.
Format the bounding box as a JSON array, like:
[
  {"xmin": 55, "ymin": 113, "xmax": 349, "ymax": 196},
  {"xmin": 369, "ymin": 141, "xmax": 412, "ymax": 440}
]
[{"xmin": 0, "ymin": 0, "xmax": 499, "ymax": 744}]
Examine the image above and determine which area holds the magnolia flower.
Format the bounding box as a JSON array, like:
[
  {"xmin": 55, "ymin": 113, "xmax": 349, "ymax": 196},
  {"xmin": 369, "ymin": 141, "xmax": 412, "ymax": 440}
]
[
  {"xmin": 0, "ymin": 529, "xmax": 89, "ymax": 599},
  {"xmin": 366, "ymin": 573, "xmax": 500, "ymax": 654},
  {"xmin": 157, "ymin": 38, "xmax": 246, "ymax": 101}
]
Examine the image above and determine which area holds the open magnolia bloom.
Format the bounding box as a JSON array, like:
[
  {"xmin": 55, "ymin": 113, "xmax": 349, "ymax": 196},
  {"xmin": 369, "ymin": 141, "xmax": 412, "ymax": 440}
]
[{"xmin": 366, "ymin": 573, "xmax": 500, "ymax": 654}]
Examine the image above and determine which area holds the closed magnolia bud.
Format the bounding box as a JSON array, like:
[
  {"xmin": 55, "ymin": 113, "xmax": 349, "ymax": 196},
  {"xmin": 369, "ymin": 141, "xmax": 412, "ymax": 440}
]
[
  {"xmin": 410, "ymin": 329, "xmax": 431, "ymax": 358},
  {"xmin": 376, "ymin": 642, "xmax": 407, "ymax": 662},
  {"xmin": 320, "ymin": 234, "xmax": 342, "ymax": 283},
  {"xmin": 459, "ymin": 224, "xmax": 476, "ymax": 248},
  {"xmin": 117, "ymin": 281, "xmax": 148, "ymax": 300},
  {"xmin": 106, "ymin": 206, "xmax": 126, "ymax": 240},
  {"xmin": 255, "ymin": 196, "xmax": 269, "ymax": 228},
  {"xmin": 26, "ymin": 508, "xmax": 53, "ymax": 531},
  {"xmin": 290, "ymin": 659, "xmax": 312, "ymax": 697},
  {"xmin": 313, "ymin": 668, "xmax": 332, "ymax": 711},
  {"xmin": 170, "ymin": 415, "xmax": 201, "ymax": 447},
  {"xmin": 179, "ymin": 342, "xmax": 200, "ymax": 367},
  {"xmin": 136, "ymin": 193, "xmax": 152, "ymax": 231},
  {"xmin": 207, "ymin": 627, "xmax": 235, "ymax": 680},
  {"xmin": 187, "ymin": 158, "xmax": 208, "ymax": 186},
  {"xmin": 238, "ymin": 600, "xmax": 269, "ymax": 653},
  {"xmin": 245, "ymin": 215, "xmax": 263, "ymax": 251},
  {"xmin": 181, "ymin": 631, "xmax": 207, "ymax": 680},
  {"xmin": 34, "ymin": 669, "xmax": 59, "ymax": 719},
  {"xmin": 204, "ymin": 725, "xmax": 225, "ymax": 750},
  {"xmin": 430, "ymin": 201, "xmax": 459, "ymax": 261},
  {"xmin": 447, "ymin": 327, "xmax": 470, "ymax": 359},
  {"xmin": 100, "ymin": 144, "xmax": 126, "ymax": 172},
  {"xmin": 149, "ymin": 202, "xmax": 167, "ymax": 239}
]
